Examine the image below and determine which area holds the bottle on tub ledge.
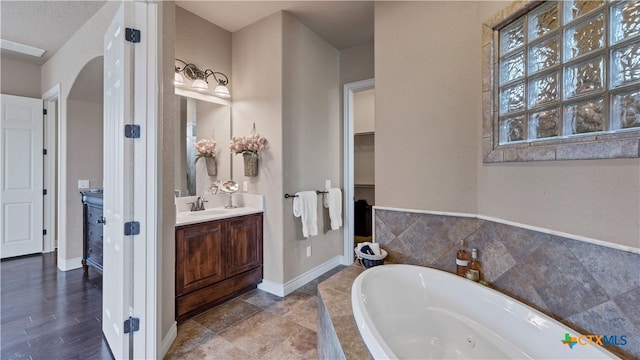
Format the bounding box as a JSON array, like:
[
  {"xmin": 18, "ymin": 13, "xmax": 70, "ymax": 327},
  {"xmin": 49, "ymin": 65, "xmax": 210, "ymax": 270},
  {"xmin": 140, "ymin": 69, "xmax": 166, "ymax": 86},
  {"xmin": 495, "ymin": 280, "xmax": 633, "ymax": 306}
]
[
  {"xmin": 466, "ymin": 248, "xmax": 482, "ymax": 282},
  {"xmin": 455, "ymin": 240, "xmax": 469, "ymax": 277}
]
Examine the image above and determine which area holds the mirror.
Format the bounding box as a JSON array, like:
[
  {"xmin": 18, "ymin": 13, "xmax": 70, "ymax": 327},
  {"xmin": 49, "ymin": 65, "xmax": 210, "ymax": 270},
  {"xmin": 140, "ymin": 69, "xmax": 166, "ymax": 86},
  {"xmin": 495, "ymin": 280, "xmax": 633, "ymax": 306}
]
[{"xmin": 174, "ymin": 92, "xmax": 231, "ymax": 197}]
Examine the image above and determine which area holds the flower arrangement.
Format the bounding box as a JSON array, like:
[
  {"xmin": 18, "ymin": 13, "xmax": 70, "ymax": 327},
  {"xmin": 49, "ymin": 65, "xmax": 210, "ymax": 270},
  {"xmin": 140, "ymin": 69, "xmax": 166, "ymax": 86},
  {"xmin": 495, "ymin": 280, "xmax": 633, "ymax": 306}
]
[
  {"xmin": 194, "ymin": 138, "xmax": 217, "ymax": 162},
  {"xmin": 229, "ymin": 133, "xmax": 268, "ymax": 156}
]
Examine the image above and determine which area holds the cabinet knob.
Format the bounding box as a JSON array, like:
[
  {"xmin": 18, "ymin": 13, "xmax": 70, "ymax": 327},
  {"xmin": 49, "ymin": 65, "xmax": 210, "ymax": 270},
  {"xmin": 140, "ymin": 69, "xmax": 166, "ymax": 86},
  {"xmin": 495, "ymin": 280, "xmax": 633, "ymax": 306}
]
[{"xmin": 96, "ymin": 216, "xmax": 106, "ymax": 225}]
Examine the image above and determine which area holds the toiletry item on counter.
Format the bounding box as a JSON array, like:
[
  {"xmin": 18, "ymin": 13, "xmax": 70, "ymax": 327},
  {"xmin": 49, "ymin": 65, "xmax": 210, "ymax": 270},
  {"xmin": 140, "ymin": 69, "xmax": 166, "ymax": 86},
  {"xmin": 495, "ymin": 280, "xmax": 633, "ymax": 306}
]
[
  {"xmin": 466, "ymin": 248, "xmax": 482, "ymax": 282},
  {"xmin": 456, "ymin": 240, "xmax": 469, "ymax": 277}
]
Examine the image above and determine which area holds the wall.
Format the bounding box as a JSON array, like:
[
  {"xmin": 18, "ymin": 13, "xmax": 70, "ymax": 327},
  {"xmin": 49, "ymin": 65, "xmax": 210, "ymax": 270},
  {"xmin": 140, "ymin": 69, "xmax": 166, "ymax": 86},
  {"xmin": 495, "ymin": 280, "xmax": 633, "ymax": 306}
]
[
  {"xmin": 40, "ymin": 0, "xmax": 119, "ymax": 269},
  {"xmin": 475, "ymin": 2, "xmax": 640, "ymax": 248},
  {"xmin": 65, "ymin": 99, "xmax": 103, "ymax": 260},
  {"xmin": 0, "ymin": 57, "xmax": 41, "ymax": 98},
  {"xmin": 282, "ymin": 13, "xmax": 343, "ymax": 282},
  {"xmin": 232, "ymin": 12, "xmax": 285, "ymax": 284},
  {"xmin": 160, "ymin": 1, "xmax": 177, "ymax": 352},
  {"xmin": 374, "ymin": 1, "xmax": 639, "ymax": 249},
  {"xmin": 340, "ymin": 40, "xmax": 374, "ymax": 86},
  {"xmin": 375, "ymin": 1, "xmax": 479, "ymax": 215}
]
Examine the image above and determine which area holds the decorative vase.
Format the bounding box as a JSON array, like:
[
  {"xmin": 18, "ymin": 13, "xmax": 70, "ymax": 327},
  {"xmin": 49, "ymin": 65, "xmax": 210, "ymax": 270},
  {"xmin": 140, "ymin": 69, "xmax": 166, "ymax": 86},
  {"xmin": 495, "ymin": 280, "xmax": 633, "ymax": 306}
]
[
  {"xmin": 243, "ymin": 152, "xmax": 258, "ymax": 177},
  {"xmin": 205, "ymin": 156, "xmax": 217, "ymax": 177}
]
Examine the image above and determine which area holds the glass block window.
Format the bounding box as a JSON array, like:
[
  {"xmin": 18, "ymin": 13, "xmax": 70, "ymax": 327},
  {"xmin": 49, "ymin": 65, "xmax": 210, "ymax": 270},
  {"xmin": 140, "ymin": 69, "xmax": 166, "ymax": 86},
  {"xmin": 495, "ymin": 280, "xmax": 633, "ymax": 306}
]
[{"xmin": 498, "ymin": 0, "xmax": 640, "ymax": 145}]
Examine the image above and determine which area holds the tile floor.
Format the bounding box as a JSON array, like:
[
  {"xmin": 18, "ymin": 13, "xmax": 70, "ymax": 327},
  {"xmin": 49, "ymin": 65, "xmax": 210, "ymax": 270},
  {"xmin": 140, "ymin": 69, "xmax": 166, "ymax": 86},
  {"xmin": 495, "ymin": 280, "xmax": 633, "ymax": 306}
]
[{"xmin": 165, "ymin": 265, "xmax": 346, "ymax": 360}]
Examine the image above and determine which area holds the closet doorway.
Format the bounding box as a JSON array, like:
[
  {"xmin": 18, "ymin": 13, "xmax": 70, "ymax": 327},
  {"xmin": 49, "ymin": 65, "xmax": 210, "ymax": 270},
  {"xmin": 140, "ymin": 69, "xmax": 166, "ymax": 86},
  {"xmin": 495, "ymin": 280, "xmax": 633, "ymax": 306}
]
[{"xmin": 343, "ymin": 79, "xmax": 374, "ymax": 264}]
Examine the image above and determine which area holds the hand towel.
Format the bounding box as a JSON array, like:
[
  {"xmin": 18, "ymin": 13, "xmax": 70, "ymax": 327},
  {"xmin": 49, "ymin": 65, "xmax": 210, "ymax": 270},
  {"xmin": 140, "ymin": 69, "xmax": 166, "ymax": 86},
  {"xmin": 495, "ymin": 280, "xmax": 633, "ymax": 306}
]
[
  {"xmin": 293, "ymin": 191, "xmax": 318, "ymax": 238},
  {"xmin": 323, "ymin": 188, "xmax": 342, "ymax": 230}
]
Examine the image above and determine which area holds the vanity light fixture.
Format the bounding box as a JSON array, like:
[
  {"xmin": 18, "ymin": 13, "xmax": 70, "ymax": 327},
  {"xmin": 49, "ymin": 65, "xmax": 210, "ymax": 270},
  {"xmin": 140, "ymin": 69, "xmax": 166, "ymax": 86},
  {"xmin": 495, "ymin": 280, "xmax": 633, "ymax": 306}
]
[{"xmin": 174, "ymin": 58, "xmax": 231, "ymax": 98}]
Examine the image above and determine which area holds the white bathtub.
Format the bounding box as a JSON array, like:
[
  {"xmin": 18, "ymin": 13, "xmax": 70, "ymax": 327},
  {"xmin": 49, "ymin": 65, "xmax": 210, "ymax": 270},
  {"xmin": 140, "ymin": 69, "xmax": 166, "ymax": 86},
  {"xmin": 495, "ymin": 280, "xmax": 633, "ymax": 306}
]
[{"xmin": 351, "ymin": 264, "xmax": 618, "ymax": 359}]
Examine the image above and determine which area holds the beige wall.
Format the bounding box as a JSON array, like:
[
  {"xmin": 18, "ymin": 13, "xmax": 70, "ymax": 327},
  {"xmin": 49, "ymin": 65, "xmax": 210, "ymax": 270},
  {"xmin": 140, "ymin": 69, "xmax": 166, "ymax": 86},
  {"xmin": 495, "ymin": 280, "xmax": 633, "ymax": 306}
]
[
  {"xmin": 282, "ymin": 13, "xmax": 343, "ymax": 281},
  {"xmin": 340, "ymin": 40, "xmax": 374, "ymax": 86},
  {"xmin": 65, "ymin": 99, "xmax": 103, "ymax": 260},
  {"xmin": 232, "ymin": 12, "xmax": 285, "ymax": 284},
  {"xmin": 161, "ymin": 1, "xmax": 177, "ymax": 344},
  {"xmin": 374, "ymin": 1, "xmax": 639, "ymax": 248},
  {"xmin": 0, "ymin": 57, "xmax": 41, "ymax": 98},
  {"xmin": 375, "ymin": 1, "xmax": 479, "ymax": 214},
  {"xmin": 40, "ymin": 0, "xmax": 119, "ymax": 266}
]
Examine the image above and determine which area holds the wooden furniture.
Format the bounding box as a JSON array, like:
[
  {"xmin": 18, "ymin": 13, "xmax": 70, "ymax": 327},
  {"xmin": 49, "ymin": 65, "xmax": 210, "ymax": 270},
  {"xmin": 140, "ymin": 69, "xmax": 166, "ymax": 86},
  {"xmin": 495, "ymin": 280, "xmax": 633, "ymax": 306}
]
[
  {"xmin": 175, "ymin": 213, "xmax": 263, "ymax": 321},
  {"xmin": 81, "ymin": 191, "xmax": 104, "ymax": 273}
]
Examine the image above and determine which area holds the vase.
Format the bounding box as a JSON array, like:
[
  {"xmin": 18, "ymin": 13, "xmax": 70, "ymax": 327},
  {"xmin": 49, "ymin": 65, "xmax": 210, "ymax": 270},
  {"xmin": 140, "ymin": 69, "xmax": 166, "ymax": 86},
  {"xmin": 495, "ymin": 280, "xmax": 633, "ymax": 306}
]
[
  {"xmin": 243, "ymin": 152, "xmax": 258, "ymax": 177},
  {"xmin": 205, "ymin": 156, "xmax": 217, "ymax": 177}
]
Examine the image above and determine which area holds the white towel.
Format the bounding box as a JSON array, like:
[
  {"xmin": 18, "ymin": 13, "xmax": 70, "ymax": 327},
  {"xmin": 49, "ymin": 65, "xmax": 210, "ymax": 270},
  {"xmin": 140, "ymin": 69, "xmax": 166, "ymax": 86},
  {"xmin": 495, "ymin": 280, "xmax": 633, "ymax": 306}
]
[
  {"xmin": 293, "ymin": 191, "xmax": 318, "ymax": 238},
  {"xmin": 323, "ymin": 188, "xmax": 342, "ymax": 230}
]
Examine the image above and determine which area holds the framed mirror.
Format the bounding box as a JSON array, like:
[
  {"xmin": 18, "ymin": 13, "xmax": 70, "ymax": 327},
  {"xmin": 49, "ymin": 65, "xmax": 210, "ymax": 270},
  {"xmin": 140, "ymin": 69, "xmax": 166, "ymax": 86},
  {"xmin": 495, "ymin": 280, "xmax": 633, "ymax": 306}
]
[{"xmin": 174, "ymin": 90, "xmax": 231, "ymax": 197}]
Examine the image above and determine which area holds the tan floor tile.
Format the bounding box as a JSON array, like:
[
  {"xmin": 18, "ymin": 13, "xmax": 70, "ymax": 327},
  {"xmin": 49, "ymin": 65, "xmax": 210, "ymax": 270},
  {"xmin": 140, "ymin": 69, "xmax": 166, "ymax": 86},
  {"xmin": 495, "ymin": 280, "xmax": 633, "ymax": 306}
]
[
  {"xmin": 177, "ymin": 334, "xmax": 253, "ymax": 360},
  {"xmin": 218, "ymin": 310, "xmax": 314, "ymax": 359},
  {"xmin": 192, "ymin": 298, "xmax": 261, "ymax": 333},
  {"xmin": 164, "ymin": 320, "xmax": 214, "ymax": 359},
  {"xmin": 281, "ymin": 295, "xmax": 318, "ymax": 332}
]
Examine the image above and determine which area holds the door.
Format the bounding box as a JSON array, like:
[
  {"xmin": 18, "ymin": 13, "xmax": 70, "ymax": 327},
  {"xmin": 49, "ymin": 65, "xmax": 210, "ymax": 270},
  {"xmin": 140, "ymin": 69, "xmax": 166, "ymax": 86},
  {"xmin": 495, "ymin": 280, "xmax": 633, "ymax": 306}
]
[
  {"xmin": 103, "ymin": 1, "xmax": 157, "ymax": 358},
  {"xmin": 102, "ymin": 3, "xmax": 134, "ymax": 358},
  {"xmin": 0, "ymin": 95, "xmax": 43, "ymax": 259}
]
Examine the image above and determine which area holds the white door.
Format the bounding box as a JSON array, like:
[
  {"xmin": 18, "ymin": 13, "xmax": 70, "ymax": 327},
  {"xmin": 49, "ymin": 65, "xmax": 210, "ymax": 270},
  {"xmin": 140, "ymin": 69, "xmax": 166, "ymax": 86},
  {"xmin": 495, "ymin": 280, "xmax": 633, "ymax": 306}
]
[
  {"xmin": 0, "ymin": 95, "xmax": 43, "ymax": 259},
  {"xmin": 103, "ymin": 3, "xmax": 134, "ymax": 358},
  {"xmin": 103, "ymin": 1, "xmax": 156, "ymax": 358}
]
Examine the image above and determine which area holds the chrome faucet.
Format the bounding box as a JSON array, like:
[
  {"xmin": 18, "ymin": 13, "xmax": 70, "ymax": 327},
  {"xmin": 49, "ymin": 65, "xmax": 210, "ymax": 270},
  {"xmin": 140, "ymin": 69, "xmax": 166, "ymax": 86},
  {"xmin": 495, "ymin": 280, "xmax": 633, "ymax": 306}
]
[{"xmin": 189, "ymin": 196, "xmax": 208, "ymax": 211}]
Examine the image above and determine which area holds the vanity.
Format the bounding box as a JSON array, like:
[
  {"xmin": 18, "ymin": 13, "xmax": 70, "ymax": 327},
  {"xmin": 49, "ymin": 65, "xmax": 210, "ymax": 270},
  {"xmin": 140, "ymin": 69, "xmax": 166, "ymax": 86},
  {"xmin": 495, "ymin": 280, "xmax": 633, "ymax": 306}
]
[
  {"xmin": 175, "ymin": 193, "xmax": 264, "ymax": 322},
  {"xmin": 81, "ymin": 190, "xmax": 104, "ymax": 273}
]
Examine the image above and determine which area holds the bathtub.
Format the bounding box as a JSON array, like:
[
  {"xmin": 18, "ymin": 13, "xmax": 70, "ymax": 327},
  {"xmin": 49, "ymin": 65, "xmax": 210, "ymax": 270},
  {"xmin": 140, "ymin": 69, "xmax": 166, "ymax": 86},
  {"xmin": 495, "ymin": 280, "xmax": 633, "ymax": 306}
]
[{"xmin": 351, "ymin": 264, "xmax": 618, "ymax": 359}]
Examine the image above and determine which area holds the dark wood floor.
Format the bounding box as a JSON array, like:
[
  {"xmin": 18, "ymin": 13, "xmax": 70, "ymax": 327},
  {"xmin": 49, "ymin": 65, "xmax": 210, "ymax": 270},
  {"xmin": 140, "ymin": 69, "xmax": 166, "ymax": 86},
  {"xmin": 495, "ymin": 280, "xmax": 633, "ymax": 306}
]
[{"xmin": 1, "ymin": 252, "xmax": 113, "ymax": 360}]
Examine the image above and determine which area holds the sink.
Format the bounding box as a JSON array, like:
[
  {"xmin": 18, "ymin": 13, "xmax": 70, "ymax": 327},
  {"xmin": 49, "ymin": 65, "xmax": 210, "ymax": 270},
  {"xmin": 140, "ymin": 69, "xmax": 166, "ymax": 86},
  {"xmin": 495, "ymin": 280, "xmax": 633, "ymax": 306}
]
[{"xmin": 180, "ymin": 208, "xmax": 229, "ymax": 217}]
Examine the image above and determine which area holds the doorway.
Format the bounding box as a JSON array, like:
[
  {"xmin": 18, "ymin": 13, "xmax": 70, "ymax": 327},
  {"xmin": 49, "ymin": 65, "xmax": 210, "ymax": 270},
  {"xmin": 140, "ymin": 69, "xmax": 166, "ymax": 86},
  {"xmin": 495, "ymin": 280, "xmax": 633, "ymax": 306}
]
[{"xmin": 343, "ymin": 79, "xmax": 374, "ymax": 264}]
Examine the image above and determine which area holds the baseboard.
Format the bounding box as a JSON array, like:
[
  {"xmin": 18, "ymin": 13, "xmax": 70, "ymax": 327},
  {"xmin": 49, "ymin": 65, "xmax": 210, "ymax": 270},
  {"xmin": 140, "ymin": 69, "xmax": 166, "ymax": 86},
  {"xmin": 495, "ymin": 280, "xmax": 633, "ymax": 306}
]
[
  {"xmin": 258, "ymin": 255, "xmax": 343, "ymax": 297},
  {"xmin": 161, "ymin": 321, "xmax": 177, "ymax": 358},
  {"xmin": 57, "ymin": 256, "xmax": 83, "ymax": 271}
]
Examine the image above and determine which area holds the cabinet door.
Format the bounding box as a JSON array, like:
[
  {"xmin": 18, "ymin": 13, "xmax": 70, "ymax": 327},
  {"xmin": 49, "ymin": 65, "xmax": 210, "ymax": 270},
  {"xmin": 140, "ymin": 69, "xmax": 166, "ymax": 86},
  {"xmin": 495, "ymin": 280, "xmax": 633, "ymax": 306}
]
[
  {"xmin": 226, "ymin": 214, "xmax": 263, "ymax": 277},
  {"xmin": 176, "ymin": 221, "xmax": 225, "ymax": 296}
]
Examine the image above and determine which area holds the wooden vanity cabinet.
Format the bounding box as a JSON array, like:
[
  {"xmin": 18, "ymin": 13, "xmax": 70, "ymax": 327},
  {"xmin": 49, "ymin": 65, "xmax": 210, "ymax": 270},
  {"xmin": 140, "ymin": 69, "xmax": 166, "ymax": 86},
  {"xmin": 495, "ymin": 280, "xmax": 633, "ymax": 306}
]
[{"xmin": 175, "ymin": 213, "xmax": 263, "ymax": 321}]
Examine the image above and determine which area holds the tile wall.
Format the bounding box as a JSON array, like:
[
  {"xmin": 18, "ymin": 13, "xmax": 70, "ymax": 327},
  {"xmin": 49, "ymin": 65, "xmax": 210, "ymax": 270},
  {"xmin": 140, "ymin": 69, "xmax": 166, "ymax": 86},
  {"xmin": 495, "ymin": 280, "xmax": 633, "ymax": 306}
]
[{"xmin": 375, "ymin": 208, "xmax": 639, "ymax": 359}]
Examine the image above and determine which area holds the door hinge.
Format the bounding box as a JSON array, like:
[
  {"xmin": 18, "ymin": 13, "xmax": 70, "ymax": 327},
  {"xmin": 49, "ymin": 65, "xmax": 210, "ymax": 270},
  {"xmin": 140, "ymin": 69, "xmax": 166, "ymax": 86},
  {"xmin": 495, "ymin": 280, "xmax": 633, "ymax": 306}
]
[
  {"xmin": 124, "ymin": 316, "xmax": 140, "ymax": 334},
  {"xmin": 125, "ymin": 28, "xmax": 141, "ymax": 43},
  {"xmin": 43, "ymin": 148, "xmax": 47, "ymax": 155},
  {"xmin": 124, "ymin": 221, "xmax": 140, "ymax": 236},
  {"xmin": 43, "ymin": 189, "xmax": 47, "ymax": 195},
  {"xmin": 124, "ymin": 124, "xmax": 140, "ymax": 139},
  {"xmin": 43, "ymin": 108, "xmax": 47, "ymax": 115},
  {"xmin": 43, "ymin": 229, "xmax": 47, "ymax": 236}
]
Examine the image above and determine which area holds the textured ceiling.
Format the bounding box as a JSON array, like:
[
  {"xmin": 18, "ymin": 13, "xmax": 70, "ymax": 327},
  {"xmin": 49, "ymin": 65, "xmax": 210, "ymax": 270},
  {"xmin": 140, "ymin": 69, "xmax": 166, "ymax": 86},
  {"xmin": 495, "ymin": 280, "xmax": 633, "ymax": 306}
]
[
  {"xmin": 0, "ymin": 1, "xmax": 106, "ymax": 65},
  {"xmin": 176, "ymin": 1, "xmax": 374, "ymax": 50},
  {"xmin": 0, "ymin": 1, "xmax": 373, "ymax": 65}
]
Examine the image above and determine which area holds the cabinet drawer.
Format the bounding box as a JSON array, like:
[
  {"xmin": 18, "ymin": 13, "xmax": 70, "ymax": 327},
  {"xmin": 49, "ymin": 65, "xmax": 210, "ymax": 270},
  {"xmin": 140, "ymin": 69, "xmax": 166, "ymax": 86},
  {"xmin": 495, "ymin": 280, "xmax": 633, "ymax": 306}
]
[{"xmin": 86, "ymin": 205, "xmax": 103, "ymax": 225}]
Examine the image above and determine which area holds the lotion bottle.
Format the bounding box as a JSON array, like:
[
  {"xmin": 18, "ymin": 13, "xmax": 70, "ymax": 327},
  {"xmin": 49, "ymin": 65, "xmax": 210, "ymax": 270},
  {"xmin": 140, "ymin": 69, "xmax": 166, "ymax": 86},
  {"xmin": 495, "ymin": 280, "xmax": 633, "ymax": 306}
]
[
  {"xmin": 456, "ymin": 240, "xmax": 469, "ymax": 277},
  {"xmin": 467, "ymin": 248, "xmax": 482, "ymax": 282}
]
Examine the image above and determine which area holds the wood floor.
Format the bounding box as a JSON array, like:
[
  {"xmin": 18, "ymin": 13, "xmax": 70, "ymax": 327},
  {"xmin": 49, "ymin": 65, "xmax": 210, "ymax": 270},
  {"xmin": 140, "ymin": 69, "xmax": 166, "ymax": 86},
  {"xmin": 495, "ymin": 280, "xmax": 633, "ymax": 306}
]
[{"xmin": 1, "ymin": 252, "xmax": 113, "ymax": 360}]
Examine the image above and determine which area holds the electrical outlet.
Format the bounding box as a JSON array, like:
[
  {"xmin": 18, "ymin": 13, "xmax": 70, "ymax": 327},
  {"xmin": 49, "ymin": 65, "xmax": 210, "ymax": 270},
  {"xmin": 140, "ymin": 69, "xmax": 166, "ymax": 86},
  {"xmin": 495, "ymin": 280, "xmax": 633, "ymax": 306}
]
[
  {"xmin": 243, "ymin": 181, "xmax": 248, "ymax": 192},
  {"xmin": 78, "ymin": 179, "xmax": 90, "ymax": 189},
  {"xmin": 306, "ymin": 246, "xmax": 312, "ymax": 258},
  {"xmin": 325, "ymin": 179, "xmax": 331, "ymax": 189}
]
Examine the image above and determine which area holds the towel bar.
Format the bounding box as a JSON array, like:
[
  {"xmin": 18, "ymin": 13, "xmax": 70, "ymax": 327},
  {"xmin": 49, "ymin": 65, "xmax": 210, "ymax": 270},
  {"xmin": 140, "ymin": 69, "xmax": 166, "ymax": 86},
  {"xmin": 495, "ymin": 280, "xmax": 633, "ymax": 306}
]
[{"xmin": 284, "ymin": 190, "xmax": 328, "ymax": 199}]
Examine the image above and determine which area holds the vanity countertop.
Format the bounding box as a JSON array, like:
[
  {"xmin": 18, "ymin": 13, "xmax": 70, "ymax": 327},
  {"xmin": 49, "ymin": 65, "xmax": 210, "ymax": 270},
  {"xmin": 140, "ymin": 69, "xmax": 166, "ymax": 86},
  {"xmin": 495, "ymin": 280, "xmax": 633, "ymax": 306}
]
[
  {"xmin": 175, "ymin": 193, "xmax": 265, "ymax": 227},
  {"xmin": 176, "ymin": 206, "xmax": 263, "ymax": 227}
]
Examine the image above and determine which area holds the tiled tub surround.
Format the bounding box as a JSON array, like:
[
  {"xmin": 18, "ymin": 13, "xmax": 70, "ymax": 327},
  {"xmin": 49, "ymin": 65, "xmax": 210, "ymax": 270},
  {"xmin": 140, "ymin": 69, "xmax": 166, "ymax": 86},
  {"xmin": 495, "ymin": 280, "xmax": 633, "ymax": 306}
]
[
  {"xmin": 375, "ymin": 207, "xmax": 640, "ymax": 359},
  {"xmin": 317, "ymin": 265, "xmax": 372, "ymax": 360}
]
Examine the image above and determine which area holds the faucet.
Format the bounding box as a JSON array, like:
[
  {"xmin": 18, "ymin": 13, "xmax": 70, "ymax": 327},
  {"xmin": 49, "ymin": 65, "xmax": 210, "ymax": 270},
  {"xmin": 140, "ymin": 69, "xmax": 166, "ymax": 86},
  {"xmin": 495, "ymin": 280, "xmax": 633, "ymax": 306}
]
[{"xmin": 189, "ymin": 196, "xmax": 207, "ymax": 211}]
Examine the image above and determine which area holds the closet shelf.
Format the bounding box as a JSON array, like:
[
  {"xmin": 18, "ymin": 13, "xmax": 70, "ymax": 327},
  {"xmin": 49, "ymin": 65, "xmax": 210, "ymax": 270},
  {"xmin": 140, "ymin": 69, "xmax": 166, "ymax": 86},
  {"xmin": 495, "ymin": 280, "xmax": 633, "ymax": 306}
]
[
  {"xmin": 355, "ymin": 184, "xmax": 375, "ymax": 188},
  {"xmin": 354, "ymin": 131, "xmax": 374, "ymax": 136}
]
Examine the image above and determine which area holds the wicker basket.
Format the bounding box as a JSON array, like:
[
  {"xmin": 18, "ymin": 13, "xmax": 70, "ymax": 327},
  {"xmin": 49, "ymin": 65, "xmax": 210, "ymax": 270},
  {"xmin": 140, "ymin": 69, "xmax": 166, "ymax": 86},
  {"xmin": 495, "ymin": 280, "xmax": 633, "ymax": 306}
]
[{"xmin": 354, "ymin": 247, "xmax": 387, "ymax": 268}]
